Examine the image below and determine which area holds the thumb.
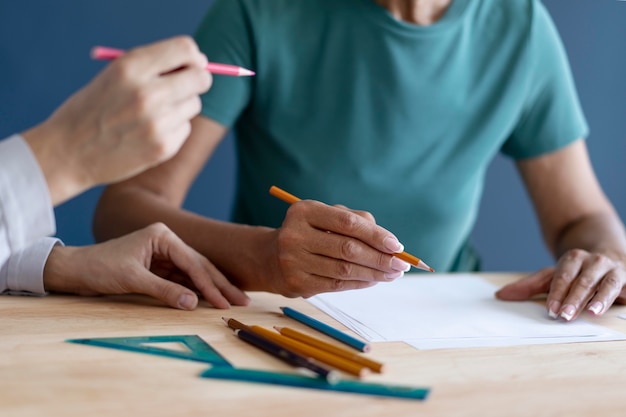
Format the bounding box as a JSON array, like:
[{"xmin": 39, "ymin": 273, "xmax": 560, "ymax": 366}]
[
  {"xmin": 130, "ymin": 269, "xmax": 199, "ymax": 310},
  {"xmin": 495, "ymin": 267, "xmax": 554, "ymax": 301}
]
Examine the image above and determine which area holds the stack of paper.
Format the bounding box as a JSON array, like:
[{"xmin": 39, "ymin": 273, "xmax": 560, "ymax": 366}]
[{"xmin": 308, "ymin": 275, "xmax": 626, "ymax": 350}]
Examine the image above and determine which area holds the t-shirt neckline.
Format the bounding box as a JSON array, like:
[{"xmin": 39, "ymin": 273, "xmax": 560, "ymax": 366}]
[{"xmin": 358, "ymin": 0, "xmax": 470, "ymax": 36}]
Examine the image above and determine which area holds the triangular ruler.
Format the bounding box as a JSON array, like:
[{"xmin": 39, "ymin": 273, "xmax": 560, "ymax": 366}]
[{"xmin": 67, "ymin": 335, "xmax": 231, "ymax": 366}]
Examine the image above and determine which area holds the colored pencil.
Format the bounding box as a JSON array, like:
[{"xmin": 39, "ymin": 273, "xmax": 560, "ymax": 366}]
[
  {"xmin": 269, "ymin": 185, "xmax": 434, "ymax": 272},
  {"xmin": 274, "ymin": 326, "xmax": 384, "ymax": 373},
  {"xmin": 249, "ymin": 325, "xmax": 370, "ymax": 378},
  {"xmin": 91, "ymin": 46, "xmax": 255, "ymax": 77},
  {"xmin": 222, "ymin": 317, "xmax": 251, "ymax": 332},
  {"xmin": 280, "ymin": 306, "xmax": 370, "ymax": 352},
  {"xmin": 233, "ymin": 328, "xmax": 338, "ymax": 382}
]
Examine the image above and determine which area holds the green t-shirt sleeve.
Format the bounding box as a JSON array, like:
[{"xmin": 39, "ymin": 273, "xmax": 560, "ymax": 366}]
[
  {"xmin": 194, "ymin": 0, "xmax": 254, "ymax": 128},
  {"xmin": 502, "ymin": 1, "xmax": 589, "ymax": 160}
]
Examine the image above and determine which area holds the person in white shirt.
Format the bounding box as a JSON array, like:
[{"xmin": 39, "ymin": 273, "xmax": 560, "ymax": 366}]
[{"xmin": 0, "ymin": 36, "xmax": 249, "ymax": 310}]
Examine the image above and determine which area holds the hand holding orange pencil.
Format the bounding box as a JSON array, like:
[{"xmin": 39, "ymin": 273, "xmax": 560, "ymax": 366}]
[{"xmin": 269, "ymin": 186, "xmax": 434, "ymax": 273}]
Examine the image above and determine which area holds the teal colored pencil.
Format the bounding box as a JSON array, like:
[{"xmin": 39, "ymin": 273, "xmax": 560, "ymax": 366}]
[{"xmin": 280, "ymin": 306, "xmax": 370, "ymax": 352}]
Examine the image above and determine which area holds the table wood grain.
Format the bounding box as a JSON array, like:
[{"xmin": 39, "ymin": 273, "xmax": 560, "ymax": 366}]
[{"xmin": 2, "ymin": 273, "xmax": 626, "ymax": 417}]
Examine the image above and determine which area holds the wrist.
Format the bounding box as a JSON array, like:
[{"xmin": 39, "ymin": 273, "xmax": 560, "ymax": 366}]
[
  {"xmin": 22, "ymin": 121, "xmax": 91, "ymax": 205},
  {"xmin": 43, "ymin": 245, "xmax": 91, "ymax": 294}
]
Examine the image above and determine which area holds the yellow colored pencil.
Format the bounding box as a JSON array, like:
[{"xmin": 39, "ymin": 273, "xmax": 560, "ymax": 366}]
[
  {"xmin": 275, "ymin": 326, "xmax": 384, "ymax": 373},
  {"xmin": 250, "ymin": 325, "xmax": 370, "ymax": 378}
]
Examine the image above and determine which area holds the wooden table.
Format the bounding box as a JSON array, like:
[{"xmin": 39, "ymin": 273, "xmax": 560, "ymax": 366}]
[{"xmin": 2, "ymin": 273, "xmax": 626, "ymax": 417}]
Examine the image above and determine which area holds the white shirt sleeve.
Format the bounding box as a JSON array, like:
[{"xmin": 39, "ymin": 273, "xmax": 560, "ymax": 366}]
[
  {"xmin": 1, "ymin": 237, "xmax": 63, "ymax": 295},
  {"xmin": 0, "ymin": 134, "xmax": 60, "ymax": 295}
]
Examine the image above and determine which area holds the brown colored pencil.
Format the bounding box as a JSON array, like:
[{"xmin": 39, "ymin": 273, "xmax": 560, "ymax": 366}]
[
  {"xmin": 269, "ymin": 185, "xmax": 434, "ymax": 272},
  {"xmin": 222, "ymin": 317, "xmax": 252, "ymax": 332},
  {"xmin": 274, "ymin": 326, "xmax": 384, "ymax": 373},
  {"xmin": 249, "ymin": 325, "xmax": 370, "ymax": 378}
]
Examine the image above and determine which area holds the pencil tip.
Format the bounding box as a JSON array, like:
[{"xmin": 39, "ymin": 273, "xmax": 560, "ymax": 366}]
[
  {"xmin": 239, "ymin": 68, "xmax": 255, "ymax": 76},
  {"xmin": 417, "ymin": 259, "xmax": 434, "ymax": 273},
  {"xmin": 221, "ymin": 317, "xmax": 230, "ymax": 324}
]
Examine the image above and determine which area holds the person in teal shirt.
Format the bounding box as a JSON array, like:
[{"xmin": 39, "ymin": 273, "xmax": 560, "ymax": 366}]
[{"xmin": 95, "ymin": 0, "xmax": 626, "ymax": 322}]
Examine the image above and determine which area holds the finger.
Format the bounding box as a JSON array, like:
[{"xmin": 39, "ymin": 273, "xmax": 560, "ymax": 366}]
[
  {"xmin": 191, "ymin": 260, "xmax": 250, "ymax": 308},
  {"xmin": 162, "ymin": 96, "xmax": 203, "ymax": 129},
  {"xmin": 585, "ymin": 270, "xmax": 624, "ymax": 316},
  {"xmin": 495, "ymin": 267, "xmax": 554, "ymax": 301},
  {"xmin": 555, "ymin": 254, "xmax": 613, "ymax": 321},
  {"xmin": 333, "ymin": 204, "xmax": 377, "ymax": 223},
  {"xmin": 150, "ymin": 228, "xmax": 235, "ymax": 309},
  {"xmin": 300, "ymin": 276, "xmax": 378, "ymax": 298},
  {"xmin": 146, "ymin": 223, "xmax": 248, "ymax": 309},
  {"xmin": 546, "ymin": 250, "xmax": 585, "ymax": 319},
  {"xmin": 127, "ymin": 269, "xmax": 199, "ymax": 310},
  {"xmin": 127, "ymin": 36, "xmax": 208, "ymax": 78},
  {"xmin": 316, "ymin": 252, "xmax": 407, "ymax": 282},
  {"xmin": 156, "ymin": 66, "xmax": 212, "ymax": 103},
  {"xmin": 292, "ymin": 229, "xmax": 410, "ymax": 278},
  {"xmin": 293, "ymin": 201, "xmax": 405, "ymax": 255}
]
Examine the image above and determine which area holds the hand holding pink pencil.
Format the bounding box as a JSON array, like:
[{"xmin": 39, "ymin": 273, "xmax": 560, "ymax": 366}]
[{"xmin": 91, "ymin": 46, "xmax": 255, "ymax": 77}]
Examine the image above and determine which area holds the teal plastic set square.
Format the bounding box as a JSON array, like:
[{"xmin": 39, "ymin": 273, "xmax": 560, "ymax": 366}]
[{"xmin": 66, "ymin": 335, "xmax": 429, "ymax": 400}]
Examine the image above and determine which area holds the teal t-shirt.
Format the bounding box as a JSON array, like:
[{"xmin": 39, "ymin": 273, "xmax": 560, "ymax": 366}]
[{"xmin": 194, "ymin": 0, "xmax": 588, "ymax": 272}]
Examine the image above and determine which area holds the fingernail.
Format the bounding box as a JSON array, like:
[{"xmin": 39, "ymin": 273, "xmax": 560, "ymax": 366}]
[
  {"xmin": 178, "ymin": 294, "xmax": 197, "ymax": 310},
  {"xmin": 383, "ymin": 237, "xmax": 404, "ymax": 253},
  {"xmin": 560, "ymin": 305, "xmax": 575, "ymax": 321},
  {"xmin": 588, "ymin": 301, "xmax": 604, "ymax": 315},
  {"xmin": 391, "ymin": 257, "xmax": 411, "ymax": 272},
  {"xmin": 548, "ymin": 301, "xmax": 560, "ymax": 319},
  {"xmin": 384, "ymin": 271, "xmax": 404, "ymax": 281}
]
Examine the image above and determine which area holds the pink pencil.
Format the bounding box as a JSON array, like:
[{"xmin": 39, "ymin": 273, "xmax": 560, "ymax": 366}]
[{"xmin": 91, "ymin": 46, "xmax": 255, "ymax": 77}]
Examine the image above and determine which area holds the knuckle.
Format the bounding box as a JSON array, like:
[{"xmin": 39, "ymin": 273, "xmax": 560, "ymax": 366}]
[
  {"xmin": 379, "ymin": 253, "xmax": 393, "ymax": 270},
  {"xmin": 564, "ymin": 249, "xmax": 586, "ymax": 262},
  {"xmin": 109, "ymin": 59, "xmax": 135, "ymax": 83},
  {"xmin": 334, "ymin": 260, "xmax": 353, "ymax": 279},
  {"xmin": 353, "ymin": 209, "xmax": 375, "ymax": 223},
  {"xmin": 589, "ymin": 253, "xmax": 611, "ymax": 268},
  {"xmin": 148, "ymin": 222, "xmax": 169, "ymax": 234},
  {"xmin": 339, "ymin": 239, "xmax": 360, "ymax": 260},
  {"xmin": 337, "ymin": 211, "xmax": 361, "ymax": 233},
  {"xmin": 603, "ymin": 274, "xmax": 622, "ymax": 290},
  {"xmin": 329, "ymin": 279, "xmax": 348, "ymax": 292},
  {"xmin": 577, "ymin": 274, "xmax": 597, "ymax": 290},
  {"xmin": 157, "ymin": 284, "xmax": 178, "ymax": 303},
  {"xmin": 286, "ymin": 201, "xmax": 309, "ymax": 219},
  {"xmin": 174, "ymin": 35, "xmax": 198, "ymax": 55},
  {"xmin": 552, "ymin": 270, "xmax": 574, "ymax": 286}
]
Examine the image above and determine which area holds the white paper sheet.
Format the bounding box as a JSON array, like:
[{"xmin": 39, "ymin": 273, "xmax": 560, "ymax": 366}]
[{"xmin": 308, "ymin": 274, "xmax": 626, "ymax": 350}]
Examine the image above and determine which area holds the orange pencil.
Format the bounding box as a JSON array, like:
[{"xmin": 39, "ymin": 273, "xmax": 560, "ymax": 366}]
[
  {"xmin": 249, "ymin": 325, "xmax": 370, "ymax": 378},
  {"xmin": 274, "ymin": 326, "xmax": 384, "ymax": 373},
  {"xmin": 269, "ymin": 185, "xmax": 434, "ymax": 272}
]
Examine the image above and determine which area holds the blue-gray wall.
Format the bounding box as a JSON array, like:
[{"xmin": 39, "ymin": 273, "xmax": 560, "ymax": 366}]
[{"xmin": 1, "ymin": 1, "xmax": 624, "ymax": 272}]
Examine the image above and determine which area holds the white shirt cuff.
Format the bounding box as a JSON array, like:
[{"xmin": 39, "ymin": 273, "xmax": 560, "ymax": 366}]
[{"xmin": 1, "ymin": 237, "xmax": 63, "ymax": 296}]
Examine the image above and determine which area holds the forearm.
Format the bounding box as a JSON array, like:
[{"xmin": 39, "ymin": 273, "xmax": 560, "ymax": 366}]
[
  {"xmin": 22, "ymin": 122, "xmax": 91, "ymax": 206},
  {"xmin": 93, "ymin": 186, "xmax": 278, "ymax": 292},
  {"xmin": 553, "ymin": 211, "xmax": 626, "ymax": 263}
]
